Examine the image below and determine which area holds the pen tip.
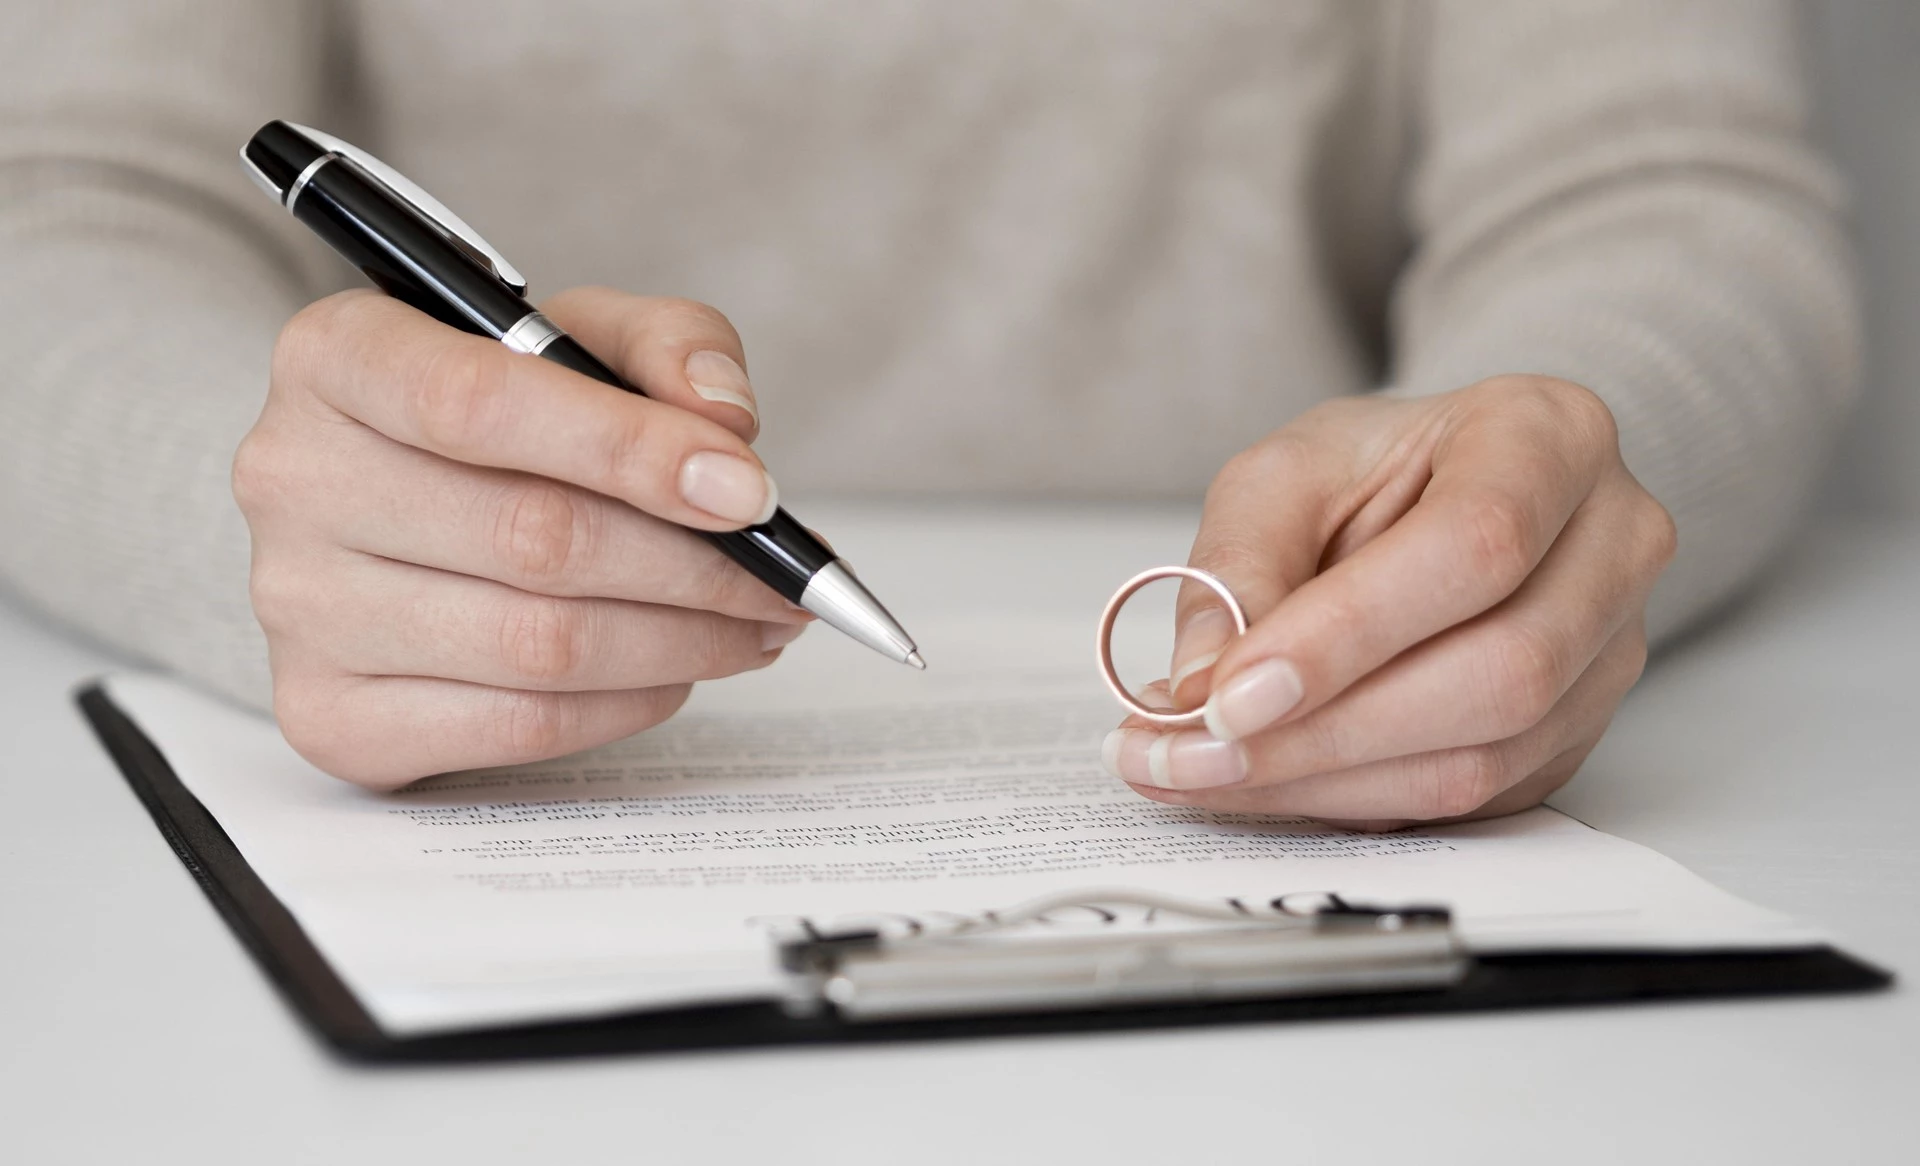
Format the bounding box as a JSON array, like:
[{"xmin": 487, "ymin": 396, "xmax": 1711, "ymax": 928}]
[{"xmin": 906, "ymin": 651, "xmax": 927, "ymax": 671}]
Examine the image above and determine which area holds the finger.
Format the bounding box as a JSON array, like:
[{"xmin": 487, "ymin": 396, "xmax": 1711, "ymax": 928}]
[
  {"xmin": 278, "ymin": 422, "xmax": 803, "ymax": 621},
  {"xmin": 1204, "ymin": 479, "xmax": 1658, "ymax": 788},
  {"xmin": 282, "ymin": 292, "xmax": 777, "ymax": 530},
  {"xmin": 1201, "ymin": 385, "xmax": 1617, "ymax": 741},
  {"xmin": 1433, "ymin": 737, "xmax": 1600, "ymax": 823},
  {"xmin": 282, "ymin": 553, "xmax": 804, "ymax": 692},
  {"xmin": 1212, "ymin": 737, "xmax": 1604, "ymax": 831},
  {"xmin": 275, "ymin": 674, "xmax": 692, "ymax": 790},
  {"xmin": 1302, "ymin": 744, "xmax": 1601, "ymax": 833},
  {"xmin": 1101, "ymin": 678, "xmax": 1247, "ymax": 791},
  {"xmin": 542, "ymin": 288, "xmax": 760, "ymax": 441},
  {"xmin": 1114, "ymin": 624, "xmax": 1642, "ymax": 817},
  {"xmin": 1168, "ymin": 430, "xmax": 1353, "ymax": 707}
]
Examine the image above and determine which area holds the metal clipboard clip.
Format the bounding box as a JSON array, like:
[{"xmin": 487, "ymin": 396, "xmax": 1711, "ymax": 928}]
[{"xmin": 777, "ymin": 889, "xmax": 1470, "ymax": 1022}]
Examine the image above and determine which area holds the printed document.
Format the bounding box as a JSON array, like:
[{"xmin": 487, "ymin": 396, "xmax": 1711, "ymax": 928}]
[{"xmin": 106, "ymin": 616, "xmax": 1817, "ymax": 1036}]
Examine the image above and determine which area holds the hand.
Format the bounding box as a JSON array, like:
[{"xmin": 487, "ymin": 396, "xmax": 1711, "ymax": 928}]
[
  {"xmin": 233, "ymin": 287, "xmax": 810, "ymax": 788},
  {"xmin": 1100, "ymin": 376, "xmax": 1677, "ymax": 830}
]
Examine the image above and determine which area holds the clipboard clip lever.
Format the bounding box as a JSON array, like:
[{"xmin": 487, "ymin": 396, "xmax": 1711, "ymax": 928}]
[{"xmin": 777, "ymin": 889, "xmax": 1470, "ymax": 1022}]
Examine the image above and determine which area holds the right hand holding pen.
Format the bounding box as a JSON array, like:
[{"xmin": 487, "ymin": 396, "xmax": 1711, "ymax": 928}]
[{"xmin": 233, "ymin": 287, "xmax": 809, "ymax": 789}]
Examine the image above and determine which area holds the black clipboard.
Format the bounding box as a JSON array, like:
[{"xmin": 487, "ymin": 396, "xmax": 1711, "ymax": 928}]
[{"xmin": 76, "ymin": 682, "xmax": 1893, "ymax": 1064}]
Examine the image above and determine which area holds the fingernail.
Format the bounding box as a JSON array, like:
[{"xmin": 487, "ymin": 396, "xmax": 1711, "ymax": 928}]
[
  {"xmin": 680, "ymin": 451, "xmax": 778, "ymax": 525},
  {"xmin": 762, "ymin": 621, "xmax": 807, "ymax": 652},
  {"xmin": 1170, "ymin": 606, "xmax": 1236, "ymax": 704},
  {"xmin": 1203, "ymin": 658, "xmax": 1304, "ymax": 742},
  {"xmin": 1150, "ymin": 731, "xmax": 1248, "ymax": 788},
  {"xmin": 685, "ymin": 350, "xmax": 758, "ymax": 425},
  {"xmin": 1101, "ymin": 728, "xmax": 1246, "ymax": 789}
]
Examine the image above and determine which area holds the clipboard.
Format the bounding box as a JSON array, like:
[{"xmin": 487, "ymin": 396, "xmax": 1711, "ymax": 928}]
[{"xmin": 77, "ymin": 683, "xmax": 1893, "ymax": 1063}]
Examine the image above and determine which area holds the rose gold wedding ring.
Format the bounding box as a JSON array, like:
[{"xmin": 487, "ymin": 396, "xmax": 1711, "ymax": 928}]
[{"xmin": 1096, "ymin": 566, "xmax": 1248, "ymax": 726}]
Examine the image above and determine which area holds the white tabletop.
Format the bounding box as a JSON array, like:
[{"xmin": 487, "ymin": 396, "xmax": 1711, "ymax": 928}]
[{"xmin": 2, "ymin": 503, "xmax": 1914, "ymax": 1166}]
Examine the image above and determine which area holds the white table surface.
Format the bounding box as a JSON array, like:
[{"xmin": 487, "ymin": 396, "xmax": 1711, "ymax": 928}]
[{"xmin": 2, "ymin": 503, "xmax": 1915, "ymax": 1166}]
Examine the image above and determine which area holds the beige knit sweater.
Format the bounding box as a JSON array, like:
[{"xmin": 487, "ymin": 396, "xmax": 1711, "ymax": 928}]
[{"xmin": 0, "ymin": 0, "xmax": 1859, "ymax": 709}]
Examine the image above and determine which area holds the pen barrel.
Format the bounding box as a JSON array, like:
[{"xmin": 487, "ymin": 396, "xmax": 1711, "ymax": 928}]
[
  {"xmin": 255, "ymin": 125, "xmax": 842, "ymax": 607},
  {"xmin": 289, "ymin": 158, "xmax": 531, "ymax": 340},
  {"xmin": 539, "ymin": 335, "xmax": 837, "ymax": 602},
  {"xmin": 705, "ymin": 518, "xmax": 840, "ymax": 604}
]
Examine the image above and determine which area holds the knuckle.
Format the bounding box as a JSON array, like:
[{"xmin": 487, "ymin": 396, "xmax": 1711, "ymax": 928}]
[
  {"xmin": 1309, "ymin": 587, "xmax": 1371, "ymax": 650},
  {"xmin": 598, "ymin": 412, "xmax": 660, "ymax": 499},
  {"xmin": 493, "ymin": 690, "xmax": 576, "ymax": 759},
  {"xmin": 1611, "ymin": 623, "xmax": 1652, "ymax": 690},
  {"xmin": 230, "ymin": 429, "xmax": 290, "ymax": 516},
  {"xmin": 497, "ymin": 597, "xmax": 590, "ymax": 685},
  {"xmin": 270, "ymin": 298, "xmax": 337, "ymax": 387},
  {"xmin": 493, "ymin": 482, "xmax": 594, "ymax": 591},
  {"xmin": 690, "ymin": 547, "xmax": 753, "ymax": 610},
  {"xmin": 1188, "ymin": 522, "xmax": 1268, "ymax": 588},
  {"xmin": 1459, "ymin": 489, "xmax": 1539, "ymax": 587},
  {"xmin": 1624, "ymin": 634, "xmax": 1651, "ymax": 687},
  {"xmin": 267, "ymin": 325, "xmax": 306, "ymax": 394},
  {"xmin": 1467, "ymin": 373, "xmax": 1548, "ymax": 410},
  {"xmin": 635, "ymin": 683, "xmax": 693, "ymax": 731},
  {"xmin": 1413, "ymin": 746, "xmax": 1508, "ymax": 819},
  {"xmin": 1553, "ymin": 381, "xmax": 1620, "ymax": 449},
  {"xmin": 1195, "ymin": 433, "xmax": 1317, "ymax": 587},
  {"xmin": 273, "ymin": 677, "xmax": 403, "ymax": 789},
  {"xmin": 271, "ymin": 292, "xmax": 374, "ymax": 395},
  {"xmin": 1479, "ymin": 375, "xmax": 1619, "ymax": 452},
  {"xmin": 1286, "ymin": 711, "xmax": 1359, "ymax": 776},
  {"xmin": 655, "ymin": 296, "xmax": 739, "ymax": 343},
  {"xmin": 1642, "ymin": 497, "xmax": 1680, "ymax": 570},
  {"xmin": 1479, "ymin": 620, "xmax": 1566, "ymax": 735},
  {"xmin": 1211, "ymin": 432, "xmax": 1302, "ymax": 497},
  {"xmin": 411, "ymin": 342, "xmax": 509, "ymax": 452},
  {"xmin": 686, "ymin": 613, "xmax": 747, "ymax": 676},
  {"xmin": 247, "ymin": 556, "xmax": 308, "ymax": 636},
  {"xmin": 272, "ymin": 686, "xmax": 332, "ymax": 769},
  {"xmin": 616, "ymin": 297, "xmax": 744, "ymax": 371},
  {"xmin": 1528, "ymin": 378, "xmax": 1620, "ymax": 441}
]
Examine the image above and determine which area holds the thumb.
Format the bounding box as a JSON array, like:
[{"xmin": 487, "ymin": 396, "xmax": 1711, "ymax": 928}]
[{"xmin": 1169, "ymin": 435, "xmax": 1347, "ymax": 707}]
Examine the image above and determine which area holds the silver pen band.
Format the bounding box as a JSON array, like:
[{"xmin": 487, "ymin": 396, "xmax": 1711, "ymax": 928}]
[
  {"xmin": 283, "ymin": 152, "xmax": 337, "ymax": 212},
  {"xmin": 501, "ymin": 311, "xmax": 564, "ymax": 355}
]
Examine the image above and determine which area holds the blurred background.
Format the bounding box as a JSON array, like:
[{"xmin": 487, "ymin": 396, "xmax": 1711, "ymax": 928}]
[{"xmin": 1808, "ymin": 0, "xmax": 1919, "ymax": 517}]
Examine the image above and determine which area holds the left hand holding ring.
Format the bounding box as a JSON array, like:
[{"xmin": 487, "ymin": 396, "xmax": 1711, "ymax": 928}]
[{"xmin": 1101, "ymin": 376, "xmax": 1678, "ymax": 830}]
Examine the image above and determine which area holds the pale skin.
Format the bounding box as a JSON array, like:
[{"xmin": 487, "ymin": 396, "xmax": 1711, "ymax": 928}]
[
  {"xmin": 234, "ymin": 287, "xmax": 809, "ymax": 789},
  {"xmin": 1102, "ymin": 379, "xmax": 1676, "ymax": 830},
  {"xmin": 237, "ymin": 291, "xmax": 1676, "ymax": 825}
]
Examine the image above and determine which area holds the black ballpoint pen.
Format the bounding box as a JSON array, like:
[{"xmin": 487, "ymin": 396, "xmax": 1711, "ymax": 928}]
[{"xmin": 241, "ymin": 120, "xmax": 923, "ymax": 669}]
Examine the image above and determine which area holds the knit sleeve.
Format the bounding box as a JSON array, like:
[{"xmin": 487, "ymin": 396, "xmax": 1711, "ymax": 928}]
[
  {"xmin": 1389, "ymin": 0, "xmax": 1861, "ymax": 642},
  {"xmin": 0, "ymin": 0, "xmax": 339, "ymax": 708}
]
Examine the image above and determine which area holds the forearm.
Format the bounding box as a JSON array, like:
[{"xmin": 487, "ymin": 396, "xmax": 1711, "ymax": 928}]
[
  {"xmin": 1389, "ymin": 175, "xmax": 1859, "ymax": 642},
  {"xmin": 1391, "ymin": 0, "xmax": 1860, "ymax": 643},
  {"xmin": 0, "ymin": 0, "xmax": 334, "ymax": 706},
  {"xmin": 0, "ymin": 176, "xmax": 312, "ymax": 707}
]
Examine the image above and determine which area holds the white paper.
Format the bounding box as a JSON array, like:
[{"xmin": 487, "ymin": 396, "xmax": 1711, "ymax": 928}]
[{"xmin": 105, "ymin": 616, "xmax": 1817, "ymax": 1036}]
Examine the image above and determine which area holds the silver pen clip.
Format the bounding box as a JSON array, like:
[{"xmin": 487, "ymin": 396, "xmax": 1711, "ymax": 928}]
[{"xmin": 279, "ymin": 123, "xmax": 529, "ymax": 296}]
